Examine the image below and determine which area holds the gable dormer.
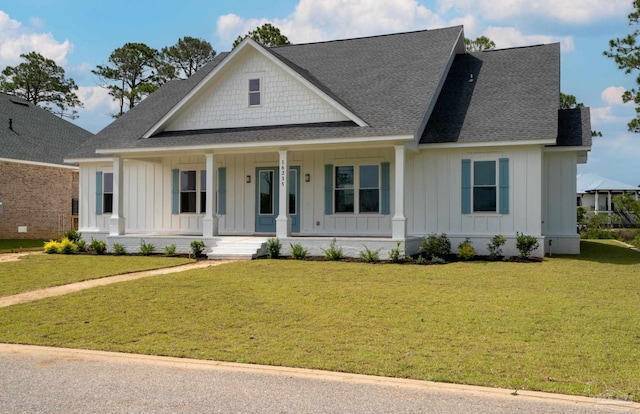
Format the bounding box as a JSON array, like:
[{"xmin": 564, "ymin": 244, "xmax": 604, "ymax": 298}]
[{"xmin": 150, "ymin": 38, "xmax": 366, "ymax": 136}]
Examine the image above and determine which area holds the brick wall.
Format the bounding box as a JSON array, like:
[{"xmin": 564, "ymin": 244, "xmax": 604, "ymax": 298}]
[{"xmin": 0, "ymin": 161, "xmax": 78, "ymax": 240}]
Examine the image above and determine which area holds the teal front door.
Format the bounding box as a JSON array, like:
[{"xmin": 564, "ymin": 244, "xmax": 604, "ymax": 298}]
[{"xmin": 255, "ymin": 166, "xmax": 300, "ymax": 233}]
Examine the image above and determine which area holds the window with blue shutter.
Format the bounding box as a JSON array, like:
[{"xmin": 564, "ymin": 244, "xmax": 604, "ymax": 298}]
[
  {"xmin": 461, "ymin": 159, "xmax": 471, "ymax": 214},
  {"xmin": 171, "ymin": 169, "xmax": 179, "ymax": 215},
  {"xmin": 96, "ymin": 171, "xmax": 103, "ymax": 215},
  {"xmin": 324, "ymin": 164, "xmax": 333, "ymax": 215},
  {"xmin": 499, "ymin": 158, "xmax": 509, "ymax": 214}
]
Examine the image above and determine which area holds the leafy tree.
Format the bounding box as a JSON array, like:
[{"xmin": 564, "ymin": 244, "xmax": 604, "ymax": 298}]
[
  {"xmin": 465, "ymin": 36, "xmax": 496, "ymax": 52},
  {"xmin": 161, "ymin": 36, "xmax": 216, "ymax": 79},
  {"xmin": 560, "ymin": 92, "xmax": 603, "ymax": 137},
  {"xmin": 233, "ymin": 23, "xmax": 291, "ymax": 49},
  {"xmin": 93, "ymin": 42, "xmax": 164, "ymax": 118},
  {"xmin": 0, "ymin": 51, "xmax": 83, "ymax": 119},
  {"xmin": 613, "ymin": 193, "xmax": 640, "ymax": 222},
  {"xmin": 604, "ymin": 0, "xmax": 640, "ymax": 132}
]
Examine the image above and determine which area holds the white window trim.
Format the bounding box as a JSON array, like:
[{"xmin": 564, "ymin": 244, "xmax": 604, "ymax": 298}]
[
  {"xmin": 334, "ymin": 163, "xmax": 381, "ymax": 215},
  {"xmin": 179, "ymin": 169, "xmax": 207, "ymax": 215},
  {"xmin": 248, "ymin": 77, "xmax": 261, "ymax": 107},
  {"xmin": 103, "ymin": 172, "xmax": 114, "ymax": 215}
]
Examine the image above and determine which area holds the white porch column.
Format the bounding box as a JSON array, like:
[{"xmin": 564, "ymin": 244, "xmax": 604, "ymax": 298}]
[
  {"xmin": 109, "ymin": 156, "xmax": 125, "ymax": 235},
  {"xmin": 607, "ymin": 191, "xmax": 612, "ymax": 211},
  {"xmin": 594, "ymin": 191, "xmax": 599, "ymax": 212},
  {"xmin": 276, "ymin": 150, "xmax": 291, "ymax": 238},
  {"xmin": 202, "ymin": 153, "xmax": 218, "ymax": 238},
  {"xmin": 392, "ymin": 145, "xmax": 407, "ymax": 240}
]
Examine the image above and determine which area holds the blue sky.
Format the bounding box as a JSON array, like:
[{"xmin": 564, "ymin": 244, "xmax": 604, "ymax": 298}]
[{"xmin": 2, "ymin": 0, "xmax": 639, "ymax": 185}]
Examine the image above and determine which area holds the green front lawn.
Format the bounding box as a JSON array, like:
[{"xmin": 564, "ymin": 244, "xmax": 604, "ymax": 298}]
[
  {"xmin": 0, "ymin": 255, "xmax": 192, "ymax": 296},
  {"xmin": 0, "ymin": 239, "xmax": 47, "ymax": 251},
  {"xmin": 0, "ymin": 240, "xmax": 638, "ymax": 400}
]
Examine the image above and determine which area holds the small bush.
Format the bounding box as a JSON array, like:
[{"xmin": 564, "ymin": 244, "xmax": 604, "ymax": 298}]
[
  {"xmin": 266, "ymin": 238, "xmax": 281, "ymax": 259},
  {"xmin": 487, "ymin": 235, "xmax": 506, "ymax": 260},
  {"xmin": 360, "ymin": 245, "xmax": 381, "ymax": 264},
  {"xmin": 75, "ymin": 239, "xmax": 87, "ymax": 252},
  {"xmin": 419, "ymin": 233, "xmax": 451, "ymax": 260},
  {"xmin": 44, "ymin": 240, "xmax": 61, "ymax": 254},
  {"xmin": 290, "ymin": 242, "xmax": 308, "ymax": 260},
  {"xmin": 90, "ymin": 238, "xmax": 106, "ymax": 255},
  {"xmin": 430, "ymin": 256, "xmax": 446, "ymax": 265},
  {"xmin": 415, "ymin": 256, "xmax": 427, "ymax": 265},
  {"xmin": 63, "ymin": 229, "xmax": 82, "ymax": 243},
  {"xmin": 322, "ymin": 239, "xmax": 344, "ymax": 261},
  {"xmin": 112, "ymin": 243, "xmax": 127, "ymax": 255},
  {"xmin": 139, "ymin": 240, "xmax": 155, "ymax": 256},
  {"xmin": 164, "ymin": 244, "xmax": 177, "ymax": 257},
  {"xmin": 457, "ymin": 238, "xmax": 476, "ymax": 261},
  {"xmin": 633, "ymin": 234, "xmax": 640, "ymax": 248},
  {"xmin": 59, "ymin": 237, "xmax": 78, "ymax": 254},
  {"xmin": 516, "ymin": 232, "xmax": 539, "ymax": 259},
  {"xmin": 190, "ymin": 240, "xmax": 205, "ymax": 257},
  {"xmin": 389, "ymin": 241, "xmax": 404, "ymax": 263}
]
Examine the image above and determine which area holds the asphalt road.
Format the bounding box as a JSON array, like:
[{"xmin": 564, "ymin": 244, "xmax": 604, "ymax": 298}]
[{"xmin": 0, "ymin": 345, "xmax": 637, "ymax": 414}]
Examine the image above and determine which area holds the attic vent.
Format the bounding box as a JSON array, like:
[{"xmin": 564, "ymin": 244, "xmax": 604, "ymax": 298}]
[
  {"xmin": 10, "ymin": 99, "xmax": 29, "ymax": 107},
  {"xmin": 469, "ymin": 74, "xmax": 474, "ymax": 83}
]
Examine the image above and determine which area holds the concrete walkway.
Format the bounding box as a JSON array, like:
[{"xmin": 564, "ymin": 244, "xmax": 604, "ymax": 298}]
[{"xmin": 0, "ymin": 258, "xmax": 231, "ymax": 308}]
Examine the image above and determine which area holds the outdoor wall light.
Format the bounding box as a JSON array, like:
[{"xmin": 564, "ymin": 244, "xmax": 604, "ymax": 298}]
[
  {"xmin": 246, "ymin": 175, "xmax": 251, "ymax": 183},
  {"xmin": 305, "ymin": 173, "xmax": 311, "ymax": 182}
]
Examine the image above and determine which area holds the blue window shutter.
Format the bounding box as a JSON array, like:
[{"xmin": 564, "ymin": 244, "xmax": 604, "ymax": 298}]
[
  {"xmin": 461, "ymin": 159, "xmax": 471, "ymax": 214},
  {"xmin": 499, "ymin": 158, "xmax": 509, "ymax": 214},
  {"xmin": 95, "ymin": 171, "xmax": 103, "ymax": 215},
  {"xmin": 171, "ymin": 169, "xmax": 179, "ymax": 215},
  {"xmin": 324, "ymin": 164, "xmax": 333, "ymax": 215},
  {"xmin": 381, "ymin": 162, "xmax": 390, "ymax": 215},
  {"xmin": 218, "ymin": 167, "xmax": 226, "ymax": 214}
]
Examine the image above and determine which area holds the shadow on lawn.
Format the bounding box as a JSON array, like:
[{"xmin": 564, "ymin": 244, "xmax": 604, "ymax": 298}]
[{"xmin": 559, "ymin": 240, "xmax": 640, "ymax": 265}]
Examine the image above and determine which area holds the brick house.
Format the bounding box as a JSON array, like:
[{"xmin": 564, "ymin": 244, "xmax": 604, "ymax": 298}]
[{"xmin": 0, "ymin": 93, "xmax": 92, "ymax": 240}]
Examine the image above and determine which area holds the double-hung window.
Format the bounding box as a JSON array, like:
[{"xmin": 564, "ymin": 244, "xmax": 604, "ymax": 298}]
[
  {"xmin": 461, "ymin": 158, "xmax": 509, "ymax": 214},
  {"xmin": 180, "ymin": 171, "xmax": 197, "ymax": 213},
  {"xmin": 334, "ymin": 165, "xmax": 380, "ymax": 214},
  {"xmin": 103, "ymin": 172, "xmax": 113, "ymax": 214},
  {"xmin": 249, "ymin": 78, "xmax": 261, "ymax": 106},
  {"xmin": 473, "ymin": 161, "xmax": 496, "ymax": 212},
  {"xmin": 172, "ymin": 169, "xmax": 207, "ymax": 215}
]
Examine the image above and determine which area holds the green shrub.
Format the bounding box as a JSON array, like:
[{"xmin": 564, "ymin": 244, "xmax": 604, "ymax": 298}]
[
  {"xmin": 360, "ymin": 245, "xmax": 381, "ymax": 264},
  {"xmin": 43, "ymin": 240, "xmax": 61, "ymax": 254},
  {"xmin": 430, "ymin": 256, "xmax": 446, "ymax": 265},
  {"xmin": 75, "ymin": 239, "xmax": 87, "ymax": 252},
  {"xmin": 112, "ymin": 243, "xmax": 127, "ymax": 255},
  {"xmin": 579, "ymin": 211, "xmax": 618, "ymax": 240},
  {"xmin": 457, "ymin": 238, "xmax": 476, "ymax": 261},
  {"xmin": 164, "ymin": 244, "xmax": 177, "ymax": 257},
  {"xmin": 415, "ymin": 256, "xmax": 427, "ymax": 265},
  {"xmin": 190, "ymin": 240, "xmax": 206, "ymax": 257},
  {"xmin": 63, "ymin": 229, "xmax": 82, "ymax": 243},
  {"xmin": 290, "ymin": 242, "xmax": 308, "ymax": 260},
  {"xmin": 487, "ymin": 235, "xmax": 506, "ymax": 260},
  {"xmin": 633, "ymin": 234, "xmax": 640, "ymax": 248},
  {"xmin": 266, "ymin": 238, "xmax": 281, "ymax": 259},
  {"xmin": 90, "ymin": 238, "xmax": 106, "ymax": 255},
  {"xmin": 515, "ymin": 232, "xmax": 539, "ymax": 259},
  {"xmin": 139, "ymin": 240, "xmax": 155, "ymax": 256},
  {"xmin": 322, "ymin": 239, "xmax": 344, "ymax": 261},
  {"xmin": 419, "ymin": 233, "xmax": 451, "ymax": 260},
  {"xmin": 389, "ymin": 241, "xmax": 404, "ymax": 263}
]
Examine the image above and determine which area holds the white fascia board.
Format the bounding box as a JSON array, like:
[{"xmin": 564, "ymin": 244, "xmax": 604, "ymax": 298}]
[
  {"xmin": 417, "ymin": 138, "xmax": 556, "ymax": 150},
  {"xmin": 95, "ymin": 134, "xmax": 414, "ymax": 156},
  {"xmin": 143, "ymin": 38, "xmax": 367, "ymax": 138},
  {"xmin": 64, "ymin": 157, "xmax": 113, "ymax": 164},
  {"xmin": 0, "ymin": 157, "xmax": 78, "ymax": 170},
  {"xmin": 543, "ymin": 145, "xmax": 592, "ymax": 153}
]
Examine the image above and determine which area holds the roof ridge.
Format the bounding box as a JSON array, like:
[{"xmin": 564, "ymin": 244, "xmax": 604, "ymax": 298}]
[
  {"xmin": 477, "ymin": 42, "xmax": 560, "ymax": 53},
  {"xmin": 270, "ymin": 25, "xmax": 463, "ymax": 48}
]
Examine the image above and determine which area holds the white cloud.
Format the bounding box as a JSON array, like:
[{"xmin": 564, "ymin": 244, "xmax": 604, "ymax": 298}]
[
  {"xmin": 438, "ymin": 0, "xmax": 630, "ymax": 24},
  {"xmin": 0, "ymin": 10, "xmax": 72, "ymax": 66},
  {"xmin": 76, "ymin": 86, "xmax": 118, "ymax": 112},
  {"xmin": 601, "ymin": 86, "xmax": 626, "ymax": 106},
  {"xmin": 483, "ymin": 26, "xmax": 574, "ymax": 51},
  {"xmin": 217, "ymin": 0, "xmax": 445, "ymax": 47}
]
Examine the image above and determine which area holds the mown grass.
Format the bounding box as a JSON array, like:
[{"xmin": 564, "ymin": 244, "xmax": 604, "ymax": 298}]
[
  {"xmin": 0, "ymin": 240, "xmax": 638, "ymax": 400},
  {"xmin": 0, "ymin": 254, "xmax": 192, "ymax": 296},
  {"xmin": 0, "ymin": 239, "xmax": 47, "ymax": 251}
]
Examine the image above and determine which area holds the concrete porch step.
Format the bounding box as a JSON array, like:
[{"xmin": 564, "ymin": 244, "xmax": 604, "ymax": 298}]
[{"xmin": 207, "ymin": 237, "xmax": 269, "ymax": 260}]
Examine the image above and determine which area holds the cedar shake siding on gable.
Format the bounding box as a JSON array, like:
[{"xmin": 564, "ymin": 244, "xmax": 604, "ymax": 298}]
[{"xmin": 0, "ymin": 161, "xmax": 78, "ymax": 239}]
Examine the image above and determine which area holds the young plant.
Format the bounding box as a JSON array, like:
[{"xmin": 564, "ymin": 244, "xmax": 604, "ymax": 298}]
[
  {"xmin": 164, "ymin": 244, "xmax": 177, "ymax": 257},
  {"xmin": 112, "ymin": 243, "xmax": 127, "ymax": 255},
  {"xmin": 322, "ymin": 239, "xmax": 344, "ymax": 261},
  {"xmin": 266, "ymin": 238, "xmax": 281, "ymax": 259},
  {"xmin": 360, "ymin": 245, "xmax": 381, "ymax": 264},
  {"xmin": 516, "ymin": 232, "xmax": 539, "ymax": 259},
  {"xmin": 457, "ymin": 238, "xmax": 476, "ymax": 261},
  {"xmin": 487, "ymin": 235, "xmax": 506, "ymax": 260},
  {"xmin": 139, "ymin": 240, "xmax": 155, "ymax": 256},
  {"xmin": 290, "ymin": 242, "xmax": 308, "ymax": 260},
  {"xmin": 63, "ymin": 229, "xmax": 82, "ymax": 243},
  {"xmin": 430, "ymin": 256, "xmax": 446, "ymax": 265},
  {"xmin": 419, "ymin": 233, "xmax": 451, "ymax": 260},
  {"xmin": 389, "ymin": 241, "xmax": 404, "ymax": 263},
  {"xmin": 75, "ymin": 239, "xmax": 87, "ymax": 252},
  {"xmin": 90, "ymin": 238, "xmax": 106, "ymax": 255},
  {"xmin": 59, "ymin": 237, "xmax": 78, "ymax": 254},
  {"xmin": 44, "ymin": 240, "xmax": 61, "ymax": 254},
  {"xmin": 190, "ymin": 240, "xmax": 206, "ymax": 257}
]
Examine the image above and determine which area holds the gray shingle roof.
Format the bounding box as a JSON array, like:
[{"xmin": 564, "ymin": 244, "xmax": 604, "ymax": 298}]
[
  {"xmin": 0, "ymin": 93, "xmax": 92, "ymax": 165},
  {"xmin": 557, "ymin": 107, "xmax": 591, "ymax": 147},
  {"xmin": 421, "ymin": 44, "xmax": 560, "ymax": 144}
]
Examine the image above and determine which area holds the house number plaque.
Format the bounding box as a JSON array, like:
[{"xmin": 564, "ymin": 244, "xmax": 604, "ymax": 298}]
[{"xmin": 281, "ymin": 160, "xmax": 285, "ymax": 187}]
